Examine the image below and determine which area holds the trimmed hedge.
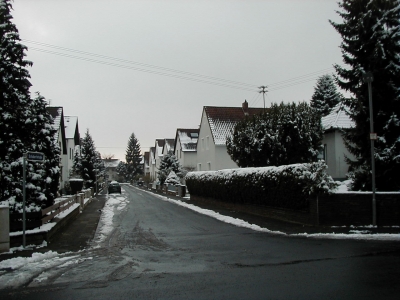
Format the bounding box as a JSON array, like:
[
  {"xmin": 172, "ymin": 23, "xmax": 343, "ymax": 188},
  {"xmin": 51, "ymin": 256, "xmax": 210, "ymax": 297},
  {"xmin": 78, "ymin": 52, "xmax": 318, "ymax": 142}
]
[{"xmin": 185, "ymin": 161, "xmax": 338, "ymax": 210}]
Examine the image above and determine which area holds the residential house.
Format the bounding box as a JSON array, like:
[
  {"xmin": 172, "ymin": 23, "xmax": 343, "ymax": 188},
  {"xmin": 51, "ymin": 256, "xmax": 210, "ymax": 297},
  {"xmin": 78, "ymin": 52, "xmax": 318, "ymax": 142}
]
[
  {"xmin": 196, "ymin": 101, "xmax": 263, "ymax": 171},
  {"xmin": 163, "ymin": 138, "xmax": 175, "ymax": 156},
  {"xmin": 103, "ymin": 159, "xmax": 120, "ymax": 182},
  {"xmin": 144, "ymin": 151, "xmax": 150, "ymax": 176},
  {"xmin": 321, "ymin": 103, "xmax": 355, "ymax": 180},
  {"xmin": 154, "ymin": 139, "xmax": 165, "ymax": 182},
  {"xmin": 64, "ymin": 116, "xmax": 80, "ymax": 179},
  {"xmin": 174, "ymin": 128, "xmax": 199, "ymax": 172},
  {"xmin": 47, "ymin": 106, "xmax": 68, "ymax": 192},
  {"xmin": 149, "ymin": 147, "xmax": 156, "ymax": 181}
]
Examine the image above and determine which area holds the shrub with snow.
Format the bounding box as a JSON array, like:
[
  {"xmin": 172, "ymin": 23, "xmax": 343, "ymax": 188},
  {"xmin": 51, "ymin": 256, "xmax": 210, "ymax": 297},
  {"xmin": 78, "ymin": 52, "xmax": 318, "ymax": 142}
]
[
  {"xmin": 186, "ymin": 161, "xmax": 338, "ymax": 210},
  {"xmin": 164, "ymin": 171, "xmax": 181, "ymax": 186}
]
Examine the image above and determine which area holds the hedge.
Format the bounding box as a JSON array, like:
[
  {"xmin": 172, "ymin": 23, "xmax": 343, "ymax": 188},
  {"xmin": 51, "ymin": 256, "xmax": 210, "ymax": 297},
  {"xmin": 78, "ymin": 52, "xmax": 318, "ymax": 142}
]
[{"xmin": 185, "ymin": 161, "xmax": 338, "ymax": 210}]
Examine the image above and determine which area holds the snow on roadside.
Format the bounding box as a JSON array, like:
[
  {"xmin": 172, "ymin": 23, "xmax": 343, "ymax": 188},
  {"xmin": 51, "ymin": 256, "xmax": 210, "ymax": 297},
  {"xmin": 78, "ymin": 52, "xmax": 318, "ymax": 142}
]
[
  {"xmin": 146, "ymin": 190, "xmax": 400, "ymax": 241},
  {"xmin": 0, "ymin": 251, "xmax": 92, "ymax": 289},
  {"xmin": 94, "ymin": 190, "xmax": 129, "ymax": 243}
]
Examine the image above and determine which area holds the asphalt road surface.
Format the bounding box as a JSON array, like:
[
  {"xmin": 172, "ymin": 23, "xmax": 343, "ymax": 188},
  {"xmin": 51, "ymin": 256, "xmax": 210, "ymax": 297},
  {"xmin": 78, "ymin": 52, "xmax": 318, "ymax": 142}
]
[{"xmin": 1, "ymin": 185, "xmax": 400, "ymax": 299}]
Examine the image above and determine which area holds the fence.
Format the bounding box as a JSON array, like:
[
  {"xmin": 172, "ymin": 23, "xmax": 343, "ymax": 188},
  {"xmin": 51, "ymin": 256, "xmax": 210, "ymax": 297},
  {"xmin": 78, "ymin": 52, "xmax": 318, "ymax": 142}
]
[{"xmin": 9, "ymin": 188, "xmax": 93, "ymax": 232}]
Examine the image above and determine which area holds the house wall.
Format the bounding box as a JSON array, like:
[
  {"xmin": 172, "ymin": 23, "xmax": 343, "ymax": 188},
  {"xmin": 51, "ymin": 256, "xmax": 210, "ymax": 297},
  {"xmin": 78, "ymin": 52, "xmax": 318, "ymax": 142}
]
[
  {"xmin": 322, "ymin": 130, "xmax": 354, "ymax": 180},
  {"xmin": 176, "ymin": 138, "xmax": 197, "ymax": 170},
  {"xmin": 66, "ymin": 139, "xmax": 75, "ymax": 178},
  {"xmin": 215, "ymin": 145, "xmax": 238, "ymax": 170},
  {"xmin": 197, "ymin": 112, "xmax": 216, "ymax": 171}
]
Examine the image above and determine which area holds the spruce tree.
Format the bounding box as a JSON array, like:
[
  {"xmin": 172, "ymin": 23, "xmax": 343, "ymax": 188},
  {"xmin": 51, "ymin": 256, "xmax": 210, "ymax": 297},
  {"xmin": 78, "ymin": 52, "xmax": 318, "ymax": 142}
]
[
  {"xmin": 157, "ymin": 151, "xmax": 183, "ymax": 185},
  {"xmin": 125, "ymin": 132, "xmax": 142, "ymax": 181},
  {"xmin": 226, "ymin": 102, "xmax": 323, "ymax": 167},
  {"xmin": 1, "ymin": 1, "xmax": 60, "ymax": 211},
  {"xmin": 331, "ymin": 0, "xmax": 400, "ymax": 191},
  {"xmin": 116, "ymin": 161, "xmax": 127, "ymax": 182},
  {"xmin": 80, "ymin": 129, "xmax": 98, "ymax": 188},
  {"xmin": 310, "ymin": 74, "xmax": 342, "ymax": 116},
  {"xmin": 71, "ymin": 145, "xmax": 82, "ymax": 178}
]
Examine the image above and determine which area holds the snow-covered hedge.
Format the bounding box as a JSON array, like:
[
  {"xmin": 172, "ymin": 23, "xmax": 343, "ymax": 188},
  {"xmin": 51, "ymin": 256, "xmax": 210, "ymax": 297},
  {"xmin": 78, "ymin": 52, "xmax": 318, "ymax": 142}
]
[{"xmin": 186, "ymin": 161, "xmax": 338, "ymax": 210}]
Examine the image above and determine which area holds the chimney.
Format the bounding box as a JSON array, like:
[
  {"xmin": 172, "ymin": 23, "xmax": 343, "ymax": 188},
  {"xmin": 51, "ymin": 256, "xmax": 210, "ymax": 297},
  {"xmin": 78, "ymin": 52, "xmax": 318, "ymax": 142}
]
[{"xmin": 242, "ymin": 100, "xmax": 249, "ymax": 115}]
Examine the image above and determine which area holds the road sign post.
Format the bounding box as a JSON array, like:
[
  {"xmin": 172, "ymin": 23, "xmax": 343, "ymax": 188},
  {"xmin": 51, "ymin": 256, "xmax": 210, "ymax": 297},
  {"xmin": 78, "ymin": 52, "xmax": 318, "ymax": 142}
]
[{"xmin": 22, "ymin": 152, "xmax": 45, "ymax": 248}]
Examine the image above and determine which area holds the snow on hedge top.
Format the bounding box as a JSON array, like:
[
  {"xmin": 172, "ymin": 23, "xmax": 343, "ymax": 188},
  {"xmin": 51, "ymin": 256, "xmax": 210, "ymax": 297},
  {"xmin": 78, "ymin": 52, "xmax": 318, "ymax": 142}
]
[
  {"xmin": 176, "ymin": 129, "xmax": 199, "ymax": 151},
  {"xmin": 204, "ymin": 106, "xmax": 264, "ymax": 145},
  {"xmin": 321, "ymin": 103, "xmax": 354, "ymax": 131}
]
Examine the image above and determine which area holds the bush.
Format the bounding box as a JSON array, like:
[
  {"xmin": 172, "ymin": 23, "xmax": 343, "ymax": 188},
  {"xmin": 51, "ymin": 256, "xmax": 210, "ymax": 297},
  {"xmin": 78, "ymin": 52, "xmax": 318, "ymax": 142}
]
[{"xmin": 185, "ymin": 161, "xmax": 337, "ymax": 210}]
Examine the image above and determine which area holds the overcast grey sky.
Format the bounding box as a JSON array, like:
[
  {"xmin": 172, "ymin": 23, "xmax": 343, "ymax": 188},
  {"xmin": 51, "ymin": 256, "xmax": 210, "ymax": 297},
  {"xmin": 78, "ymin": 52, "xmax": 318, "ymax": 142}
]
[{"xmin": 12, "ymin": 0, "xmax": 345, "ymax": 161}]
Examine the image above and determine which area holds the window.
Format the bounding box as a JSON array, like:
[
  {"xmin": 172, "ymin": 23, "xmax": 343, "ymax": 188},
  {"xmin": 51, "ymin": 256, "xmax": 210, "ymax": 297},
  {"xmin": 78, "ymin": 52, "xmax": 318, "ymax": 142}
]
[
  {"xmin": 206, "ymin": 136, "xmax": 210, "ymax": 150},
  {"xmin": 317, "ymin": 144, "xmax": 327, "ymax": 161},
  {"xmin": 207, "ymin": 162, "xmax": 211, "ymax": 170},
  {"xmin": 197, "ymin": 163, "xmax": 202, "ymax": 171},
  {"xmin": 201, "ymin": 138, "xmax": 205, "ymax": 150}
]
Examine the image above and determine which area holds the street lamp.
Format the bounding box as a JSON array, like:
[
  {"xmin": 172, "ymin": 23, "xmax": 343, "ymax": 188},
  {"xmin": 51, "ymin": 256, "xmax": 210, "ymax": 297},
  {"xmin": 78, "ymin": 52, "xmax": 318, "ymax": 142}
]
[{"xmin": 362, "ymin": 71, "xmax": 376, "ymax": 226}]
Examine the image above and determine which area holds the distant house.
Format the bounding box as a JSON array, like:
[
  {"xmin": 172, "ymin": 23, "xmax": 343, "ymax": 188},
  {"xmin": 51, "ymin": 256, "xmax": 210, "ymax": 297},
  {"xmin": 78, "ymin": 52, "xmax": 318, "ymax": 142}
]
[
  {"xmin": 321, "ymin": 103, "xmax": 355, "ymax": 180},
  {"xmin": 163, "ymin": 138, "xmax": 175, "ymax": 155},
  {"xmin": 196, "ymin": 101, "xmax": 263, "ymax": 171},
  {"xmin": 47, "ymin": 106, "xmax": 68, "ymax": 192},
  {"xmin": 64, "ymin": 116, "xmax": 80, "ymax": 179},
  {"xmin": 144, "ymin": 151, "xmax": 150, "ymax": 176},
  {"xmin": 149, "ymin": 147, "xmax": 156, "ymax": 180},
  {"xmin": 154, "ymin": 139, "xmax": 165, "ymax": 182},
  {"xmin": 103, "ymin": 159, "xmax": 120, "ymax": 181},
  {"xmin": 174, "ymin": 128, "xmax": 199, "ymax": 172}
]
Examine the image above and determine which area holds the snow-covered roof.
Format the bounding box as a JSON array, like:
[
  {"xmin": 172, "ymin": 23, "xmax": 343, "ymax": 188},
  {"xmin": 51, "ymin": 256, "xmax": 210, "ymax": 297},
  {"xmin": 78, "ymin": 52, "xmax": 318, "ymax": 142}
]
[
  {"xmin": 64, "ymin": 116, "xmax": 78, "ymax": 139},
  {"xmin": 176, "ymin": 128, "xmax": 199, "ymax": 152},
  {"xmin": 321, "ymin": 103, "xmax": 355, "ymax": 131},
  {"xmin": 204, "ymin": 105, "xmax": 264, "ymax": 145},
  {"xmin": 155, "ymin": 139, "xmax": 165, "ymax": 157},
  {"xmin": 47, "ymin": 106, "xmax": 63, "ymax": 142}
]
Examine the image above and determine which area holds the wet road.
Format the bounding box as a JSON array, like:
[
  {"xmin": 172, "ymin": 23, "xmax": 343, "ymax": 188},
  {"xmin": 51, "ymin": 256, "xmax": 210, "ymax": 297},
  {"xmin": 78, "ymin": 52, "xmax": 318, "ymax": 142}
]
[{"xmin": 1, "ymin": 185, "xmax": 400, "ymax": 299}]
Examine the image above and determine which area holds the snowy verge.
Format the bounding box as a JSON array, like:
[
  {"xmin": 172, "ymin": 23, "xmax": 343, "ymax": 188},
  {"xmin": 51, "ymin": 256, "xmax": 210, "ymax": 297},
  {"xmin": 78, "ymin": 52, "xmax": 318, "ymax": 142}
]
[{"xmin": 141, "ymin": 189, "xmax": 400, "ymax": 241}]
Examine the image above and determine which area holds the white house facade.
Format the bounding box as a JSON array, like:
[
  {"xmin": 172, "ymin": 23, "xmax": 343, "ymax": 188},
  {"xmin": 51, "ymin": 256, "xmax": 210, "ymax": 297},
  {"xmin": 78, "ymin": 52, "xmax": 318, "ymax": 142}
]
[
  {"xmin": 321, "ymin": 103, "xmax": 355, "ymax": 180},
  {"xmin": 174, "ymin": 128, "xmax": 198, "ymax": 172},
  {"xmin": 196, "ymin": 101, "xmax": 263, "ymax": 171},
  {"xmin": 64, "ymin": 116, "xmax": 80, "ymax": 179}
]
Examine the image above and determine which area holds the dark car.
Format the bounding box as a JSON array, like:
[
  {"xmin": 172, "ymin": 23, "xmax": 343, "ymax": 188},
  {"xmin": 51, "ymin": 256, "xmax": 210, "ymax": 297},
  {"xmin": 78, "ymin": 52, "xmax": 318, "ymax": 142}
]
[{"xmin": 108, "ymin": 181, "xmax": 121, "ymax": 194}]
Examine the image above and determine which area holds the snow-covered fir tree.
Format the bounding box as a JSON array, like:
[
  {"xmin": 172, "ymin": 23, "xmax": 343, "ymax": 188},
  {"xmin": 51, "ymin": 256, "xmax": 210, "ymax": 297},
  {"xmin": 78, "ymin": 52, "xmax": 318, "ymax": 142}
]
[
  {"xmin": 157, "ymin": 151, "xmax": 183, "ymax": 185},
  {"xmin": 331, "ymin": 0, "xmax": 400, "ymax": 191},
  {"xmin": 0, "ymin": 1, "xmax": 60, "ymax": 212},
  {"xmin": 164, "ymin": 171, "xmax": 181, "ymax": 186},
  {"xmin": 226, "ymin": 102, "xmax": 323, "ymax": 168},
  {"xmin": 310, "ymin": 74, "xmax": 342, "ymax": 116},
  {"xmin": 70, "ymin": 145, "xmax": 82, "ymax": 178},
  {"xmin": 80, "ymin": 129, "xmax": 98, "ymax": 188},
  {"xmin": 116, "ymin": 161, "xmax": 127, "ymax": 182},
  {"xmin": 125, "ymin": 132, "xmax": 142, "ymax": 181}
]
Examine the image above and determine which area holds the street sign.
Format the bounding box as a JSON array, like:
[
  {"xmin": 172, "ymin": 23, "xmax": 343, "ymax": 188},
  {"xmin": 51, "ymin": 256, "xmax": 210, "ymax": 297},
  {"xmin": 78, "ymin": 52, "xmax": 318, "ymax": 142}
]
[
  {"xmin": 370, "ymin": 133, "xmax": 377, "ymax": 140},
  {"xmin": 27, "ymin": 152, "xmax": 45, "ymax": 162}
]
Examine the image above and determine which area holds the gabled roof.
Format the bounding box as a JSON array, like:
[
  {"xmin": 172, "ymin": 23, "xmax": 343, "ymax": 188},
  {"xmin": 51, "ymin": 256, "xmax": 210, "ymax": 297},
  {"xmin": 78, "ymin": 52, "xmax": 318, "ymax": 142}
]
[
  {"xmin": 174, "ymin": 128, "xmax": 199, "ymax": 152},
  {"xmin": 46, "ymin": 106, "xmax": 67, "ymax": 154},
  {"xmin": 203, "ymin": 105, "xmax": 264, "ymax": 145},
  {"xmin": 64, "ymin": 116, "xmax": 78, "ymax": 139},
  {"xmin": 321, "ymin": 103, "xmax": 355, "ymax": 131},
  {"xmin": 155, "ymin": 139, "xmax": 165, "ymax": 157},
  {"xmin": 163, "ymin": 139, "xmax": 175, "ymax": 154}
]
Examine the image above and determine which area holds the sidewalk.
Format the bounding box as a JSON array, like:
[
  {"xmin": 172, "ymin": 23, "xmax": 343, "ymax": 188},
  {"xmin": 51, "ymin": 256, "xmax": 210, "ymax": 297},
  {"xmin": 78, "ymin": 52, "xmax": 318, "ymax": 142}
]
[{"xmin": 0, "ymin": 192, "xmax": 107, "ymax": 262}]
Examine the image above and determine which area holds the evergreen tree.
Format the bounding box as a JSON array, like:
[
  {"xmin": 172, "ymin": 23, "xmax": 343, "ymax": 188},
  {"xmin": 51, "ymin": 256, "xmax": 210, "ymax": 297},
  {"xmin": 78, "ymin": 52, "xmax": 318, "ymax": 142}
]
[
  {"xmin": 80, "ymin": 129, "xmax": 98, "ymax": 188},
  {"xmin": 0, "ymin": 1, "xmax": 60, "ymax": 211},
  {"xmin": 71, "ymin": 145, "xmax": 82, "ymax": 178},
  {"xmin": 125, "ymin": 132, "xmax": 142, "ymax": 181},
  {"xmin": 331, "ymin": 0, "xmax": 400, "ymax": 191},
  {"xmin": 116, "ymin": 161, "xmax": 127, "ymax": 182},
  {"xmin": 226, "ymin": 102, "xmax": 323, "ymax": 167},
  {"xmin": 164, "ymin": 171, "xmax": 181, "ymax": 186},
  {"xmin": 157, "ymin": 151, "xmax": 183, "ymax": 185},
  {"xmin": 310, "ymin": 74, "xmax": 342, "ymax": 116}
]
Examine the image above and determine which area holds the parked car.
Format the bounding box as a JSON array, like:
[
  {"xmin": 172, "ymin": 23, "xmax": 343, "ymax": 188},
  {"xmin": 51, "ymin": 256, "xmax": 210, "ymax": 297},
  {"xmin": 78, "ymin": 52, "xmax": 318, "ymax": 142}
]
[{"xmin": 108, "ymin": 181, "xmax": 121, "ymax": 194}]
